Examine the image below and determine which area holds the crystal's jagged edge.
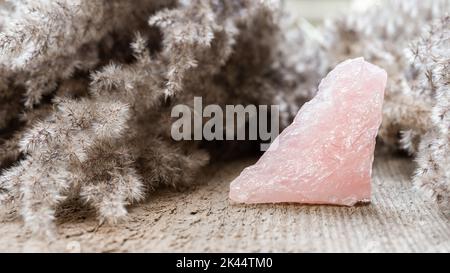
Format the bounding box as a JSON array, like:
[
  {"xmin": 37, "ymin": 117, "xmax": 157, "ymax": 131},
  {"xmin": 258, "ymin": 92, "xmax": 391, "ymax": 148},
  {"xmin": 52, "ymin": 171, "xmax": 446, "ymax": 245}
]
[{"xmin": 229, "ymin": 58, "xmax": 387, "ymax": 206}]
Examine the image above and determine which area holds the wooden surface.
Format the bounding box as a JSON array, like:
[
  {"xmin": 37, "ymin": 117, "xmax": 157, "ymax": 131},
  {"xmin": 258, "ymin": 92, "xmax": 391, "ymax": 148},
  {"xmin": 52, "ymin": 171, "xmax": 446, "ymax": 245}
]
[{"xmin": 0, "ymin": 153, "xmax": 449, "ymax": 252}]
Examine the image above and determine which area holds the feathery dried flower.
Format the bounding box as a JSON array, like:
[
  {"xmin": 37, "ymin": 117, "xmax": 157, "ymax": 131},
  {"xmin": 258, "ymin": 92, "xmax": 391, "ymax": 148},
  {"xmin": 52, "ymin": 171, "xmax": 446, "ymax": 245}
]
[
  {"xmin": 0, "ymin": 0, "xmax": 318, "ymax": 237},
  {"xmin": 0, "ymin": 0, "xmax": 175, "ymax": 111},
  {"xmin": 412, "ymin": 16, "xmax": 450, "ymax": 216}
]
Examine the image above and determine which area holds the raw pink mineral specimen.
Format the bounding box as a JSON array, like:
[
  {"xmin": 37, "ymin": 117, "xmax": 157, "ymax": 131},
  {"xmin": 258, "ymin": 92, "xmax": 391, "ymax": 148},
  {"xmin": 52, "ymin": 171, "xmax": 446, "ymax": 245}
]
[{"xmin": 229, "ymin": 58, "xmax": 387, "ymax": 206}]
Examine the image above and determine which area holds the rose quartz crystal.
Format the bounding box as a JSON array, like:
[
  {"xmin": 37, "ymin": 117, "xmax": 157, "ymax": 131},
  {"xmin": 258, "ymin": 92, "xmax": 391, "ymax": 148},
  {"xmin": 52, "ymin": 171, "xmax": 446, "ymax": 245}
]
[{"xmin": 229, "ymin": 58, "xmax": 387, "ymax": 206}]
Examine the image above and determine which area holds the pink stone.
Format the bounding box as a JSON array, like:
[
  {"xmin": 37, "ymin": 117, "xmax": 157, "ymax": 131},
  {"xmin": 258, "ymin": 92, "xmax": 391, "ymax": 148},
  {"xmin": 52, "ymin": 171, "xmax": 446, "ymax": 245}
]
[{"xmin": 229, "ymin": 58, "xmax": 387, "ymax": 206}]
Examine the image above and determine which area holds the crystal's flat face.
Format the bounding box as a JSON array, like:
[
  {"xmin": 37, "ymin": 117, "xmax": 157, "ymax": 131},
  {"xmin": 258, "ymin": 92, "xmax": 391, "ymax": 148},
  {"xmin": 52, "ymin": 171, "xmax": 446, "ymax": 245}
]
[{"xmin": 229, "ymin": 58, "xmax": 387, "ymax": 206}]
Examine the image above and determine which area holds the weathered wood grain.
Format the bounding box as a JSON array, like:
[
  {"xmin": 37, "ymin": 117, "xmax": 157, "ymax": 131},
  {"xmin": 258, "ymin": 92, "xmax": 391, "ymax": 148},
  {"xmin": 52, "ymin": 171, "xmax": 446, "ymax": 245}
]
[{"xmin": 0, "ymin": 153, "xmax": 449, "ymax": 252}]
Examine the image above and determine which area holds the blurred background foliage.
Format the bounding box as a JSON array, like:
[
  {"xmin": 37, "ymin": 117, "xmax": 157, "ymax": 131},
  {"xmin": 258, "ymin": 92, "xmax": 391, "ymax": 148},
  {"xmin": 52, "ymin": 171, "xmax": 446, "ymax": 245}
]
[{"xmin": 284, "ymin": 0, "xmax": 379, "ymax": 23}]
